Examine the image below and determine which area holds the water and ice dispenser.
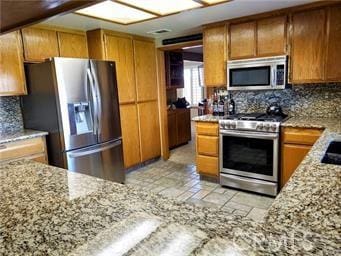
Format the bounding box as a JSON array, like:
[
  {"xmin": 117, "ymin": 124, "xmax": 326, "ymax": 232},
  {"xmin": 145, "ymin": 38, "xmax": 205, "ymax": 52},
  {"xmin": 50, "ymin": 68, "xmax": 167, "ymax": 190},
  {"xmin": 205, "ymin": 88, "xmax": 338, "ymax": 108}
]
[{"xmin": 68, "ymin": 102, "xmax": 93, "ymax": 135}]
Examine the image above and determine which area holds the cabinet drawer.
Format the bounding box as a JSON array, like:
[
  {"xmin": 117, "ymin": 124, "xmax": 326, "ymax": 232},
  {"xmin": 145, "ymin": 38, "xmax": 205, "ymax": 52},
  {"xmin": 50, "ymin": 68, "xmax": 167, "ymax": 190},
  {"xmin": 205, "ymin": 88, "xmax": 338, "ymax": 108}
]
[
  {"xmin": 196, "ymin": 155, "xmax": 219, "ymax": 177},
  {"xmin": 197, "ymin": 135, "xmax": 218, "ymax": 157},
  {"xmin": 0, "ymin": 137, "xmax": 45, "ymax": 162},
  {"xmin": 282, "ymin": 127, "xmax": 323, "ymax": 145},
  {"xmin": 196, "ymin": 122, "xmax": 219, "ymax": 136}
]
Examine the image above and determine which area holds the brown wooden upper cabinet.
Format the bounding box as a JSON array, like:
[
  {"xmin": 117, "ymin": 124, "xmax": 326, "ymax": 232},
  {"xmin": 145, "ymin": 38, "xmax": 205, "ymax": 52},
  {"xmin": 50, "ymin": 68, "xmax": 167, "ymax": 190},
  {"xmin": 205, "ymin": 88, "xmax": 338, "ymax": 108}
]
[
  {"xmin": 134, "ymin": 39, "xmax": 158, "ymax": 102},
  {"xmin": 291, "ymin": 9, "xmax": 326, "ymax": 83},
  {"xmin": 105, "ymin": 34, "xmax": 136, "ymax": 104},
  {"xmin": 229, "ymin": 16, "xmax": 286, "ymax": 60},
  {"xmin": 0, "ymin": 31, "xmax": 27, "ymax": 96},
  {"xmin": 58, "ymin": 32, "xmax": 88, "ymax": 58},
  {"xmin": 229, "ymin": 21, "xmax": 256, "ymax": 59},
  {"xmin": 257, "ymin": 16, "xmax": 287, "ymax": 56},
  {"xmin": 203, "ymin": 25, "xmax": 226, "ymax": 87},
  {"xmin": 21, "ymin": 27, "xmax": 59, "ymax": 62},
  {"xmin": 325, "ymin": 5, "xmax": 341, "ymax": 81}
]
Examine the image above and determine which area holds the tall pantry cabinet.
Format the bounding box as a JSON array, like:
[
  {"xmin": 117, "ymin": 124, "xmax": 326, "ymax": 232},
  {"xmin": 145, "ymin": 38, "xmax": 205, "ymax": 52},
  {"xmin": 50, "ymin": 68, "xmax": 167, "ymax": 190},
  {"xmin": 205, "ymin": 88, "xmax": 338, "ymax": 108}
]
[{"xmin": 87, "ymin": 29, "xmax": 161, "ymax": 168}]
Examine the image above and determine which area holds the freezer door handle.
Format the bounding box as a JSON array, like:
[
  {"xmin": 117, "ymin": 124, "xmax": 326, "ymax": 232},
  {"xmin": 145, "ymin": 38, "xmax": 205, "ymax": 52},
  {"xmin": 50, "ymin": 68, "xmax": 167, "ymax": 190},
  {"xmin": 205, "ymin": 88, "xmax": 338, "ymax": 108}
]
[{"xmin": 68, "ymin": 140, "xmax": 121, "ymax": 158}]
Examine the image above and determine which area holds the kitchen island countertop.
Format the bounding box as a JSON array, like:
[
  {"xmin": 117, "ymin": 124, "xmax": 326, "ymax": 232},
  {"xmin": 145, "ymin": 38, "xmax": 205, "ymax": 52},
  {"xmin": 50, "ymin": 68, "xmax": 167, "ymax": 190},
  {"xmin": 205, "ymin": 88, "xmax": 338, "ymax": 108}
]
[
  {"xmin": 0, "ymin": 129, "xmax": 48, "ymax": 144},
  {"xmin": 1, "ymin": 116, "xmax": 340, "ymax": 255}
]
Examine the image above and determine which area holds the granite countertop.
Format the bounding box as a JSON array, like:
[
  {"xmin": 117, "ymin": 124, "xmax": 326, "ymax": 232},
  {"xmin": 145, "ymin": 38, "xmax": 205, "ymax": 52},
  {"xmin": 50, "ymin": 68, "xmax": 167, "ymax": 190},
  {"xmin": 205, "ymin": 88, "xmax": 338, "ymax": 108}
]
[
  {"xmin": 192, "ymin": 114, "xmax": 223, "ymax": 122},
  {"xmin": 265, "ymin": 117, "xmax": 341, "ymax": 244},
  {"xmin": 0, "ymin": 117, "xmax": 340, "ymax": 255},
  {"xmin": 0, "ymin": 129, "xmax": 48, "ymax": 144}
]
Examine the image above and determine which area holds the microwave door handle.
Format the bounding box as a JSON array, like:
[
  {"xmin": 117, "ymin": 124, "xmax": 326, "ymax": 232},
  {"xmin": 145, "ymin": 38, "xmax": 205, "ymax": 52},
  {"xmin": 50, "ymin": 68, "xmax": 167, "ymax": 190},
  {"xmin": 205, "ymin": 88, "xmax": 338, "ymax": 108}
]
[
  {"xmin": 87, "ymin": 68, "xmax": 98, "ymax": 136},
  {"xmin": 272, "ymin": 68, "xmax": 276, "ymax": 87}
]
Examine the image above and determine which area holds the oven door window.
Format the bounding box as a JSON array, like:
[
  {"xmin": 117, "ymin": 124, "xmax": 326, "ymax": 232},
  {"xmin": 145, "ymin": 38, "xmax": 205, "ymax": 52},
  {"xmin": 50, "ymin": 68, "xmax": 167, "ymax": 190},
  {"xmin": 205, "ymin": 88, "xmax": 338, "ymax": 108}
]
[
  {"xmin": 222, "ymin": 136, "xmax": 274, "ymax": 176},
  {"xmin": 229, "ymin": 66, "xmax": 270, "ymax": 87}
]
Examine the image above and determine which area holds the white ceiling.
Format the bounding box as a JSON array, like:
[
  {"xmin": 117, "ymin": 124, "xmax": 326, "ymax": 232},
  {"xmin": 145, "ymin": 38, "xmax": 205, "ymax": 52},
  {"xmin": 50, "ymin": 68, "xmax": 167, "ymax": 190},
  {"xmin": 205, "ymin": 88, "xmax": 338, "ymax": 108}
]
[{"xmin": 43, "ymin": 0, "xmax": 314, "ymax": 46}]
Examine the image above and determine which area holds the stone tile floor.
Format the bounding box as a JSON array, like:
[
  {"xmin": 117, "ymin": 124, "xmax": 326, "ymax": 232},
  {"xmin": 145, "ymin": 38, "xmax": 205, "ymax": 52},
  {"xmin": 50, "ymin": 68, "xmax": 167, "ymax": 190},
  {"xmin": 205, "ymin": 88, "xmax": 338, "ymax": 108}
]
[{"xmin": 126, "ymin": 123, "xmax": 275, "ymax": 222}]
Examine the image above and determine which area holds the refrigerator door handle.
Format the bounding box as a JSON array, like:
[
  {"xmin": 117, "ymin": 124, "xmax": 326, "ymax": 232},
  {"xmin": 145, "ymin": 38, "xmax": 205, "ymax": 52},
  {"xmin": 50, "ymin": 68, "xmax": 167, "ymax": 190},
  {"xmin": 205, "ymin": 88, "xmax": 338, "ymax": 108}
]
[
  {"xmin": 90, "ymin": 61, "xmax": 102, "ymax": 138},
  {"xmin": 68, "ymin": 140, "xmax": 122, "ymax": 158},
  {"xmin": 87, "ymin": 68, "xmax": 98, "ymax": 135}
]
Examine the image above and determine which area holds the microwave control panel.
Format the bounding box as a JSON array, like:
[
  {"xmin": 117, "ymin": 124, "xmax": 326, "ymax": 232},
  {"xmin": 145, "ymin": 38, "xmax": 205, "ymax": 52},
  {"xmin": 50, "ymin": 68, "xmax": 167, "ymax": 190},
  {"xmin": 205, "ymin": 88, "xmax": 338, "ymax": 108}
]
[{"xmin": 276, "ymin": 64, "xmax": 285, "ymax": 85}]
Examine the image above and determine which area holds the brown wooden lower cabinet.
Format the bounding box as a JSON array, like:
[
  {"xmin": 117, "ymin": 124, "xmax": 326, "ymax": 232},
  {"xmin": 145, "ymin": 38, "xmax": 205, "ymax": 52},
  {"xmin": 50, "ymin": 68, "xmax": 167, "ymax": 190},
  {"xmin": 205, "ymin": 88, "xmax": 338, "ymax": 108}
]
[
  {"xmin": 137, "ymin": 100, "xmax": 161, "ymax": 162},
  {"xmin": 119, "ymin": 103, "xmax": 141, "ymax": 168},
  {"xmin": 281, "ymin": 127, "xmax": 323, "ymax": 188},
  {"xmin": 0, "ymin": 136, "xmax": 48, "ymax": 164},
  {"xmin": 167, "ymin": 108, "xmax": 191, "ymax": 149},
  {"xmin": 195, "ymin": 121, "xmax": 219, "ymax": 177}
]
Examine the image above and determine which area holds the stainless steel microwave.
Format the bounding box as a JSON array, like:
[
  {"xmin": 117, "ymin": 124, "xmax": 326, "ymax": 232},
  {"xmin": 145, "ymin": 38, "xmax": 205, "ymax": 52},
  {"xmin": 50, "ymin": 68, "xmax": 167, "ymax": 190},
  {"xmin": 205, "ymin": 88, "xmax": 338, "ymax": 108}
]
[{"xmin": 227, "ymin": 55, "xmax": 287, "ymax": 91}]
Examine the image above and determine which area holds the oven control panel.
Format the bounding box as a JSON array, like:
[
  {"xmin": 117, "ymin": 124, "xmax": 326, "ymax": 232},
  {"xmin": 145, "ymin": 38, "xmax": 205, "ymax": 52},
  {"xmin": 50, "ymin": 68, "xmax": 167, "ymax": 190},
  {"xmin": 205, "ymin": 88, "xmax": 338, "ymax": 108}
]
[{"xmin": 219, "ymin": 120, "xmax": 280, "ymax": 133}]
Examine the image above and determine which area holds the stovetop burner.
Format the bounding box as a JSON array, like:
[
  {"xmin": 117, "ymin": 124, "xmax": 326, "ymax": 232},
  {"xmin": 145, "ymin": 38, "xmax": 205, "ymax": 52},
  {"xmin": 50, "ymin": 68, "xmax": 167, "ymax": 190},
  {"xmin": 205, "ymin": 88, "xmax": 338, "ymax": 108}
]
[
  {"xmin": 224, "ymin": 112, "xmax": 287, "ymax": 122},
  {"xmin": 220, "ymin": 112, "xmax": 288, "ymax": 133}
]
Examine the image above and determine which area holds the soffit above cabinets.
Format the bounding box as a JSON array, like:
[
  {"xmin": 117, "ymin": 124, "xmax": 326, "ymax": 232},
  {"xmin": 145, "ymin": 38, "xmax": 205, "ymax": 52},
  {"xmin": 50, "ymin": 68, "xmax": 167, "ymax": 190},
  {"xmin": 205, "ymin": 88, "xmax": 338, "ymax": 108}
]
[{"xmin": 0, "ymin": 0, "xmax": 96, "ymax": 34}]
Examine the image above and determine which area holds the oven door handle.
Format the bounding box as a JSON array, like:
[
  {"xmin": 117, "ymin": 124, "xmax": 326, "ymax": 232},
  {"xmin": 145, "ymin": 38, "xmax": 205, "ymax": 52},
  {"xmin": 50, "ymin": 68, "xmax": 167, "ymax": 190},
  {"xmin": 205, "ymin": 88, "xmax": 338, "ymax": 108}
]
[{"xmin": 220, "ymin": 130, "xmax": 279, "ymax": 139}]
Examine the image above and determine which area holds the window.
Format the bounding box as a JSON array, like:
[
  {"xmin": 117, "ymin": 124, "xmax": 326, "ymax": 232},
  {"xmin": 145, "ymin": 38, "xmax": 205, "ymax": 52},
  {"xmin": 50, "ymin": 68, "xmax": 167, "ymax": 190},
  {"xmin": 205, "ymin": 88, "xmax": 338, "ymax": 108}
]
[{"xmin": 183, "ymin": 61, "xmax": 204, "ymax": 106}]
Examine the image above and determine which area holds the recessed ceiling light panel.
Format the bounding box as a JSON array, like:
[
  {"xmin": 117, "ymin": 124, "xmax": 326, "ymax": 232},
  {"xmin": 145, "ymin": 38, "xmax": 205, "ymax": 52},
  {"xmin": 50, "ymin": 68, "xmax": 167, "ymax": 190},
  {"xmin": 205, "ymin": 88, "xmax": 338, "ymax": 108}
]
[
  {"xmin": 75, "ymin": 0, "xmax": 156, "ymax": 24},
  {"xmin": 118, "ymin": 0, "xmax": 202, "ymax": 16}
]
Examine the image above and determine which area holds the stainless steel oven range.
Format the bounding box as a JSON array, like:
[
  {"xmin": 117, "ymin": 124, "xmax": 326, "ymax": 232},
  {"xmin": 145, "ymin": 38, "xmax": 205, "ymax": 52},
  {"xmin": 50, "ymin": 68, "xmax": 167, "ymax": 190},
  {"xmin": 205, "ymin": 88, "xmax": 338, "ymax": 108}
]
[{"xmin": 219, "ymin": 113, "xmax": 287, "ymax": 196}]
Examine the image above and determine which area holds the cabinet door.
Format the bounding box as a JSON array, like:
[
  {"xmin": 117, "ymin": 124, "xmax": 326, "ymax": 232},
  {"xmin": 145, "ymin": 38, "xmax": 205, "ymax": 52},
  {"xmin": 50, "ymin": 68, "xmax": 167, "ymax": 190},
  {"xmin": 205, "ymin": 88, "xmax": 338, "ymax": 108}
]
[
  {"xmin": 291, "ymin": 9, "xmax": 326, "ymax": 83},
  {"xmin": 58, "ymin": 32, "xmax": 88, "ymax": 58},
  {"xmin": 326, "ymin": 5, "xmax": 341, "ymax": 81},
  {"xmin": 137, "ymin": 101, "xmax": 161, "ymax": 162},
  {"xmin": 197, "ymin": 135, "xmax": 218, "ymax": 157},
  {"xmin": 203, "ymin": 25, "xmax": 226, "ymax": 87},
  {"xmin": 196, "ymin": 155, "xmax": 219, "ymax": 177},
  {"xmin": 257, "ymin": 16, "xmax": 287, "ymax": 56},
  {"xmin": 230, "ymin": 21, "xmax": 256, "ymax": 59},
  {"xmin": 105, "ymin": 35, "xmax": 136, "ymax": 104},
  {"xmin": 177, "ymin": 109, "xmax": 191, "ymax": 145},
  {"xmin": 167, "ymin": 111, "xmax": 177, "ymax": 148},
  {"xmin": 119, "ymin": 104, "xmax": 141, "ymax": 168},
  {"xmin": 281, "ymin": 143, "xmax": 310, "ymax": 188},
  {"xmin": 0, "ymin": 31, "xmax": 26, "ymax": 96},
  {"xmin": 134, "ymin": 40, "xmax": 158, "ymax": 102},
  {"xmin": 21, "ymin": 27, "xmax": 59, "ymax": 62}
]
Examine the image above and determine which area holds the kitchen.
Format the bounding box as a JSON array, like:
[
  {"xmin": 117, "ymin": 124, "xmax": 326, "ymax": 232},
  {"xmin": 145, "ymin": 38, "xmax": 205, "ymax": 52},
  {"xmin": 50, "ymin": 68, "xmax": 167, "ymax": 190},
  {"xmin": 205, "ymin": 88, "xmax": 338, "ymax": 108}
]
[{"xmin": 0, "ymin": 0, "xmax": 340, "ymax": 255}]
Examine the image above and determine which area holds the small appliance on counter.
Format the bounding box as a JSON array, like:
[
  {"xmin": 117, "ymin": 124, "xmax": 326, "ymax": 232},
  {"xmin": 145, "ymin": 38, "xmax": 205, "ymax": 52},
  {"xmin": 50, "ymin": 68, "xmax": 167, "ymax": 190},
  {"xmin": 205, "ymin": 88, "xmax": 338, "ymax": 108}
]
[{"xmin": 219, "ymin": 107, "xmax": 288, "ymax": 196}]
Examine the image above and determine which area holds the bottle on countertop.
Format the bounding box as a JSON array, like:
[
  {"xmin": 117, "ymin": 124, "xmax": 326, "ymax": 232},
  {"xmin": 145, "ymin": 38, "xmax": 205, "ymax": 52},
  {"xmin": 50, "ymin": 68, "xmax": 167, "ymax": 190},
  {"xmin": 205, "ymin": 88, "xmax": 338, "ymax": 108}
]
[
  {"xmin": 212, "ymin": 92, "xmax": 219, "ymax": 116},
  {"xmin": 228, "ymin": 94, "xmax": 236, "ymax": 115},
  {"xmin": 218, "ymin": 96, "xmax": 225, "ymax": 116},
  {"xmin": 224, "ymin": 96, "xmax": 229, "ymax": 116}
]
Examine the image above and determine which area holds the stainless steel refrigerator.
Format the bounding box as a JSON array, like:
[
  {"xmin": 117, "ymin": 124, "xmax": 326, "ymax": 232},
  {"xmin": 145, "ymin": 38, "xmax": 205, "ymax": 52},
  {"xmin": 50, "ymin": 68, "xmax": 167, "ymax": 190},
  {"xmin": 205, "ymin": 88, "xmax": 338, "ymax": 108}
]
[{"xmin": 22, "ymin": 57, "xmax": 125, "ymax": 183}]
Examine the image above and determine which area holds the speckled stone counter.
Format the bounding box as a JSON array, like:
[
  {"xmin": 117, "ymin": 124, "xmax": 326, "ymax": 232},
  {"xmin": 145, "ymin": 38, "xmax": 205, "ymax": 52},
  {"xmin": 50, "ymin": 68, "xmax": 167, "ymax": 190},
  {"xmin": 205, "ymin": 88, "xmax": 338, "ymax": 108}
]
[
  {"xmin": 264, "ymin": 117, "xmax": 341, "ymax": 246},
  {"xmin": 0, "ymin": 129, "xmax": 48, "ymax": 144},
  {"xmin": 1, "ymin": 160, "xmax": 339, "ymax": 255},
  {"xmin": 192, "ymin": 114, "xmax": 223, "ymax": 122}
]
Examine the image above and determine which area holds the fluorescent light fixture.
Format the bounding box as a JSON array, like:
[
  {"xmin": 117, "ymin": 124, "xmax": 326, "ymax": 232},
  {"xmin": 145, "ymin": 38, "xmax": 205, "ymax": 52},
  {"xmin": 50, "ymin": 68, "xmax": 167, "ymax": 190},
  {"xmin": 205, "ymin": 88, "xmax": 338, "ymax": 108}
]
[
  {"xmin": 75, "ymin": 0, "xmax": 156, "ymax": 24},
  {"xmin": 117, "ymin": 0, "xmax": 202, "ymax": 16},
  {"xmin": 201, "ymin": 0, "xmax": 229, "ymax": 4}
]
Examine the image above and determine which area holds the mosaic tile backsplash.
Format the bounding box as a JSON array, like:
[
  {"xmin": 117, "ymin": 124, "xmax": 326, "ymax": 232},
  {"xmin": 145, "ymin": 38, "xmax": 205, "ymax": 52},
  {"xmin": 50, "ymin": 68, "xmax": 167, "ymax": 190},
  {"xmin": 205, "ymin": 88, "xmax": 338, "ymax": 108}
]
[
  {"xmin": 229, "ymin": 83, "xmax": 341, "ymax": 118},
  {"xmin": 0, "ymin": 97, "xmax": 24, "ymax": 133}
]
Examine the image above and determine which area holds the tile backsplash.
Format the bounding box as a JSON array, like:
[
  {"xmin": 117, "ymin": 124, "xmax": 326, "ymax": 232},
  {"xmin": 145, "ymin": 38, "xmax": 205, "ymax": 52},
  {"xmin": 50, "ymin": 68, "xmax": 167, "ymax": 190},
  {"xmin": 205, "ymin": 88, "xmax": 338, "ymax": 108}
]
[
  {"xmin": 0, "ymin": 97, "xmax": 23, "ymax": 133},
  {"xmin": 0, "ymin": 84, "xmax": 340, "ymax": 134},
  {"xmin": 229, "ymin": 83, "xmax": 341, "ymax": 118}
]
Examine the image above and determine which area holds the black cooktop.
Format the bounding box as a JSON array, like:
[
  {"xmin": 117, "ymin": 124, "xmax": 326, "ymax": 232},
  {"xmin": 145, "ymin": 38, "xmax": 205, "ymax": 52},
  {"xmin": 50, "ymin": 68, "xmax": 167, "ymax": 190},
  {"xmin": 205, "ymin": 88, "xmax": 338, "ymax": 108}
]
[{"xmin": 224, "ymin": 112, "xmax": 287, "ymax": 122}]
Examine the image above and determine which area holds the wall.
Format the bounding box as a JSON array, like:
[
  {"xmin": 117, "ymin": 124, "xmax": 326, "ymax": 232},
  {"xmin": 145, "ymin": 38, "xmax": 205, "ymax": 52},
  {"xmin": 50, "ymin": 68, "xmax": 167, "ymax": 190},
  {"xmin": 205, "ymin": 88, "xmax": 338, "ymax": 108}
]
[
  {"xmin": 228, "ymin": 83, "xmax": 341, "ymax": 118},
  {"xmin": 0, "ymin": 96, "xmax": 23, "ymax": 133}
]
